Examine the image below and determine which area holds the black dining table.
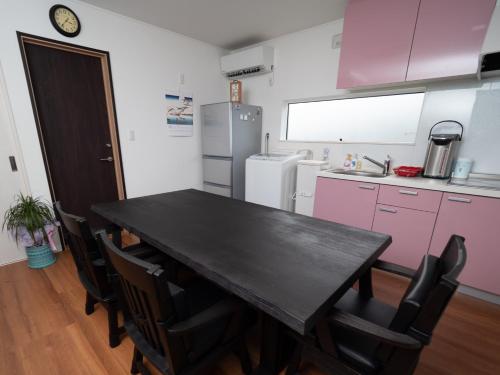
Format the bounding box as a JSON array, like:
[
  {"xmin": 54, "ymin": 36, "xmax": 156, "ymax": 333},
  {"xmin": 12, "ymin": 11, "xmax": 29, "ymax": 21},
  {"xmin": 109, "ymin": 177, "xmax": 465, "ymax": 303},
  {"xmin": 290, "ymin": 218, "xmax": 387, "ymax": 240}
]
[{"xmin": 92, "ymin": 189, "xmax": 391, "ymax": 374}]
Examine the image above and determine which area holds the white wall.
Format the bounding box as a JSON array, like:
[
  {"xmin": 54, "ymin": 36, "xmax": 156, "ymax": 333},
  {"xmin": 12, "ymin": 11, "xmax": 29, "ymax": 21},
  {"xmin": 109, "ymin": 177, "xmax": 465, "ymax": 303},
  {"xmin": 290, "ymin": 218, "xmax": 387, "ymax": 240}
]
[
  {"xmin": 0, "ymin": 0, "xmax": 228, "ymax": 202},
  {"xmin": 237, "ymin": 20, "xmax": 500, "ymax": 174}
]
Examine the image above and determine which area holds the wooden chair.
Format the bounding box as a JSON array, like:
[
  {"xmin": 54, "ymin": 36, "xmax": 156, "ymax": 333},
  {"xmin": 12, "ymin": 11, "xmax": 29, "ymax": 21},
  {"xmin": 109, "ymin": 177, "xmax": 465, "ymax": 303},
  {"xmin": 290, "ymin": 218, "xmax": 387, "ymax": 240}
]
[
  {"xmin": 286, "ymin": 235, "xmax": 467, "ymax": 375},
  {"xmin": 55, "ymin": 201, "xmax": 170, "ymax": 347},
  {"xmin": 97, "ymin": 231, "xmax": 254, "ymax": 375}
]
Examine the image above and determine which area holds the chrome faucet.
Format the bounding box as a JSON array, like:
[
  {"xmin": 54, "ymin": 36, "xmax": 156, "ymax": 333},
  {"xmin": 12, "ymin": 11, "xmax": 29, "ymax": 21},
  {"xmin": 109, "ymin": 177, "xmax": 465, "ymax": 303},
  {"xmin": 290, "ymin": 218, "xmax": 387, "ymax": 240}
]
[{"xmin": 363, "ymin": 155, "xmax": 391, "ymax": 176}]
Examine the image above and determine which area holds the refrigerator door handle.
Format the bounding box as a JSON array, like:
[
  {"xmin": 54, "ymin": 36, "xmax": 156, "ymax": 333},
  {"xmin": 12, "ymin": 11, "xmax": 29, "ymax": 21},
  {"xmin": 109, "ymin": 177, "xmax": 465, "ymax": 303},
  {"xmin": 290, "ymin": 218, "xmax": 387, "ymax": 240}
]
[{"xmin": 202, "ymin": 155, "xmax": 233, "ymax": 161}]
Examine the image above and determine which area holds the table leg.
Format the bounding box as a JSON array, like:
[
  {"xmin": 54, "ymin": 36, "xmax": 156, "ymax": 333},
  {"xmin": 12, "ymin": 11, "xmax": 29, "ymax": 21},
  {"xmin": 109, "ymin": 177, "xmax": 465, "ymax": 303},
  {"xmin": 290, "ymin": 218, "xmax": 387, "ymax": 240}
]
[
  {"xmin": 253, "ymin": 313, "xmax": 294, "ymax": 375},
  {"xmin": 358, "ymin": 268, "xmax": 373, "ymax": 298}
]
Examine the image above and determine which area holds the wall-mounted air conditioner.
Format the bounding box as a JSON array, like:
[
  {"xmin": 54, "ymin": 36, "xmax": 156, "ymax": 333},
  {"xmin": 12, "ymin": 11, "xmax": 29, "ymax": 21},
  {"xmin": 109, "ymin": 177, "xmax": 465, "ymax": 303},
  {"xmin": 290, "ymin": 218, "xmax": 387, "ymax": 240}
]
[{"xmin": 221, "ymin": 46, "xmax": 274, "ymax": 79}]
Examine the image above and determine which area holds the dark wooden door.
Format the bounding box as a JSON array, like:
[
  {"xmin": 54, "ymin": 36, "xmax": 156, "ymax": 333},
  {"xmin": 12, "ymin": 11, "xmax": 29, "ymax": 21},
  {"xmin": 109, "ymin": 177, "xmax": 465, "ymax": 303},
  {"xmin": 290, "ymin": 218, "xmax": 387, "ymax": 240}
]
[{"xmin": 22, "ymin": 38, "xmax": 124, "ymax": 228}]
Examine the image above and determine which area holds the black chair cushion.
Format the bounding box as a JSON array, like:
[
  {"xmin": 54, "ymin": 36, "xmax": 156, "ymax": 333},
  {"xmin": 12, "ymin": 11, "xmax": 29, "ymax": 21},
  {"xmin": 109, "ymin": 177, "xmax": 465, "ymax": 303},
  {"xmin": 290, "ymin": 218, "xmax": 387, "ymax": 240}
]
[
  {"xmin": 125, "ymin": 243, "xmax": 197, "ymax": 286},
  {"xmin": 123, "ymin": 243, "xmax": 162, "ymax": 259},
  {"xmin": 167, "ymin": 280, "xmax": 229, "ymax": 363},
  {"xmin": 78, "ymin": 259, "xmax": 113, "ymax": 300},
  {"xmin": 328, "ymin": 289, "xmax": 398, "ymax": 373},
  {"xmin": 389, "ymin": 255, "xmax": 440, "ymax": 333}
]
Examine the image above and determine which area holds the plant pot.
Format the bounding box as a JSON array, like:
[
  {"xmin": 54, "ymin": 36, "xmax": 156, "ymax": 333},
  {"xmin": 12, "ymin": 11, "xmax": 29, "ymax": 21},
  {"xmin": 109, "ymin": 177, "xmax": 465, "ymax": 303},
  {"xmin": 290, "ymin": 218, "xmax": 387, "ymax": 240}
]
[{"xmin": 25, "ymin": 244, "xmax": 56, "ymax": 269}]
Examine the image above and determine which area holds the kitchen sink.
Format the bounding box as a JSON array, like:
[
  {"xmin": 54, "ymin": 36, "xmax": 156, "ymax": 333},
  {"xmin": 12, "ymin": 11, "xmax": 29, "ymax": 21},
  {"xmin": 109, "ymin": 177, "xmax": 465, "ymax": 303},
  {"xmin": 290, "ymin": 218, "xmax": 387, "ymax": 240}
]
[{"xmin": 326, "ymin": 168, "xmax": 387, "ymax": 178}]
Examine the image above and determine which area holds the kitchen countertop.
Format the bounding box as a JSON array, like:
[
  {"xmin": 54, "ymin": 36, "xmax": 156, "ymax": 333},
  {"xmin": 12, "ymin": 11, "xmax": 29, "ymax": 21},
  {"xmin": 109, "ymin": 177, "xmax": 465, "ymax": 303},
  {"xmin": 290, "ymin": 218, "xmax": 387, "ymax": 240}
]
[{"xmin": 316, "ymin": 170, "xmax": 500, "ymax": 199}]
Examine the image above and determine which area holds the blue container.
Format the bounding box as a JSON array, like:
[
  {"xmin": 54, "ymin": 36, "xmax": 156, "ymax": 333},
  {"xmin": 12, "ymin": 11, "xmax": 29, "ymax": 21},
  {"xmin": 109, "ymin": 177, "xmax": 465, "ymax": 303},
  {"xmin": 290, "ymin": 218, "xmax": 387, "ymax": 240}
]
[{"xmin": 26, "ymin": 244, "xmax": 56, "ymax": 269}]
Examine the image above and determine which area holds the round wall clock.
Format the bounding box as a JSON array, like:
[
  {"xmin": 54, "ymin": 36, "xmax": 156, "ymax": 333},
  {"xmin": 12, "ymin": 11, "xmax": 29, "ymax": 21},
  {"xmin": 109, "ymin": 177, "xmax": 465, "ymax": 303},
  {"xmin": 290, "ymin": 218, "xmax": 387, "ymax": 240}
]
[{"xmin": 49, "ymin": 5, "xmax": 81, "ymax": 37}]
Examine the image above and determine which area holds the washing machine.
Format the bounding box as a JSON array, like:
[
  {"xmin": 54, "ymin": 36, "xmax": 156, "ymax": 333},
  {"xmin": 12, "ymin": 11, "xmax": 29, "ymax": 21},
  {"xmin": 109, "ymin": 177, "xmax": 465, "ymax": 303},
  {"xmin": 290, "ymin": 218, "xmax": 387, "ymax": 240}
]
[{"xmin": 245, "ymin": 153, "xmax": 305, "ymax": 211}]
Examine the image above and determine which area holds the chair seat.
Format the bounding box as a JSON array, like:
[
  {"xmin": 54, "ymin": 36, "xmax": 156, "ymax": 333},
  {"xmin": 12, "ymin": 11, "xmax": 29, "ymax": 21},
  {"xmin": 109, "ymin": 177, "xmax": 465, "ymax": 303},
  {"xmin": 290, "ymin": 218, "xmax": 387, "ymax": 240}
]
[
  {"xmin": 125, "ymin": 243, "xmax": 198, "ymax": 286},
  {"xmin": 170, "ymin": 279, "xmax": 230, "ymax": 363},
  {"xmin": 327, "ymin": 289, "xmax": 398, "ymax": 373},
  {"xmin": 123, "ymin": 243, "xmax": 163, "ymax": 260},
  {"xmin": 78, "ymin": 266, "xmax": 114, "ymax": 302}
]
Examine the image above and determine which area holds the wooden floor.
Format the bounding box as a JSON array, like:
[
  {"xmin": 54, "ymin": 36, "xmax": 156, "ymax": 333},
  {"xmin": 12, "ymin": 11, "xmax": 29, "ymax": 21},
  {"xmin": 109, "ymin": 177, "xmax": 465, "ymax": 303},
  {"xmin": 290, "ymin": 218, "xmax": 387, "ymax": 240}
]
[{"xmin": 1, "ymin": 250, "xmax": 500, "ymax": 375}]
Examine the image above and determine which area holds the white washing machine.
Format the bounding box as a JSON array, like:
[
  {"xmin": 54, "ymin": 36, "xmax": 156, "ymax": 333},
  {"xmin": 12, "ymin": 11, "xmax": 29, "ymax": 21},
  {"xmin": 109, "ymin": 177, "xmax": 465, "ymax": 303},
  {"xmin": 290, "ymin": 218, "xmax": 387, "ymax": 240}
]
[{"xmin": 245, "ymin": 153, "xmax": 305, "ymax": 211}]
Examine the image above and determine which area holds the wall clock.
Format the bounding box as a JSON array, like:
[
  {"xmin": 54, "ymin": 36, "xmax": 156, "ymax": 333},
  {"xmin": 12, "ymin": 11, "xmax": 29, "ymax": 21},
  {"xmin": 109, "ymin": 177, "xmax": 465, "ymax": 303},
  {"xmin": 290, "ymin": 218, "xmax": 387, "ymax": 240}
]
[{"xmin": 49, "ymin": 5, "xmax": 81, "ymax": 37}]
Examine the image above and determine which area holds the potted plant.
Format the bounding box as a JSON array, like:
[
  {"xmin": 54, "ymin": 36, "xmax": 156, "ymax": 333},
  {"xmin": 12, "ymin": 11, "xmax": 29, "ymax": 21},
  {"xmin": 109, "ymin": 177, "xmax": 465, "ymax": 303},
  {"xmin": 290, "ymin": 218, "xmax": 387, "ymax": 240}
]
[{"xmin": 2, "ymin": 193, "xmax": 58, "ymax": 269}]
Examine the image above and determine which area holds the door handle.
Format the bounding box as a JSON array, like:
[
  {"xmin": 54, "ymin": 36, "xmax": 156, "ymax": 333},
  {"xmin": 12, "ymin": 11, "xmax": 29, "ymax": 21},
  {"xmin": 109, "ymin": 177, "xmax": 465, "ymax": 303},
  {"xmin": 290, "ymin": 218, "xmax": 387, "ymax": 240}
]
[
  {"xmin": 399, "ymin": 189, "xmax": 418, "ymax": 196},
  {"xmin": 358, "ymin": 185, "xmax": 375, "ymax": 190},
  {"xmin": 379, "ymin": 207, "xmax": 397, "ymax": 214},
  {"xmin": 448, "ymin": 196, "xmax": 471, "ymax": 204},
  {"xmin": 100, "ymin": 156, "xmax": 113, "ymax": 162}
]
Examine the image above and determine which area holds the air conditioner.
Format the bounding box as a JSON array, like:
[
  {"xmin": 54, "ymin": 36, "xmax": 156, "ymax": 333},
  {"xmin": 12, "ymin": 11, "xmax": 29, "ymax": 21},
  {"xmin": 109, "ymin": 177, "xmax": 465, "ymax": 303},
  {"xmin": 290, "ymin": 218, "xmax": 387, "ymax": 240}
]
[{"xmin": 221, "ymin": 46, "xmax": 274, "ymax": 79}]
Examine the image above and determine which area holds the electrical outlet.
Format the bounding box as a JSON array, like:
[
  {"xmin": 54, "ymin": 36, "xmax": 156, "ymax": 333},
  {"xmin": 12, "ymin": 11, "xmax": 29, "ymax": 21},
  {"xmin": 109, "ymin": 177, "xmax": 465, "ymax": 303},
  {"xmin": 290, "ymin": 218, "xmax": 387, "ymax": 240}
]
[{"xmin": 332, "ymin": 34, "xmax": 342, "ymax": 49}]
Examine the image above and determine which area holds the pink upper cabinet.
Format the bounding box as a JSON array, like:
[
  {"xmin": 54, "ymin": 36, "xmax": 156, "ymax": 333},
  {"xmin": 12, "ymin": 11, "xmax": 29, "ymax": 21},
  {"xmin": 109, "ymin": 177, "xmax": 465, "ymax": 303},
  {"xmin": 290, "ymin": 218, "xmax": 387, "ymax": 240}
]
[
  {"xmin": 337, "ymin": 0, "xmax": 420, "ymax": 89},
  {"xmin": 429, "ymin": 193, "xmax": 500, "ymax": 295},
  {"xmin": 406, "ymin": 0, "xmax": 496, "ymax": 81},
  {"xmin": 313, "ymin": 177, "xmax": 379, "ymax": 230}
]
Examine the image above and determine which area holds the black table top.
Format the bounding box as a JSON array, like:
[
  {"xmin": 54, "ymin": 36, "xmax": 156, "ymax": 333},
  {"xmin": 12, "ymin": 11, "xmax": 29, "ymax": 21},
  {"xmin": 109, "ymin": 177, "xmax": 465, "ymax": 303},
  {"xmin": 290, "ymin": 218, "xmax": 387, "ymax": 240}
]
[{"xmin": 92, "ymin": 189, "xmax": 391, "ymax": 334}]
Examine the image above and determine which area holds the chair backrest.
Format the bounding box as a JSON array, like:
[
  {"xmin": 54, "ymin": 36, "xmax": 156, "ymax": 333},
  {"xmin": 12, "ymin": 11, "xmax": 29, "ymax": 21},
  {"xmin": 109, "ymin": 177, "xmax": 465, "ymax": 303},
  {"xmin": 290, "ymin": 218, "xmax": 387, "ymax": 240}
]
[
  {"xmin": 54, "ymin": 201, "xmax": 111, "ymax": 297},
  {"xmin": 375, "ymin": 235, "xmax": 466, "ymax": 372},
  {"xmin": 389, "ymin": 235, "xmax": 466, "ymax": 342},
  {"xmin": 98, "ymin": 232, "xmax": 189, "ymax": 374}
]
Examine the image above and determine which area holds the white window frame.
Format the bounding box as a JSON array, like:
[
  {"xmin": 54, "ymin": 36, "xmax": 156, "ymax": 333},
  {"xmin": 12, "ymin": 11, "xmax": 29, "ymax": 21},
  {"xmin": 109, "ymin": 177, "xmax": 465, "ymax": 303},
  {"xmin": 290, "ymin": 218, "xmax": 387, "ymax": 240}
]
[{"xmin": 280, "ymin": 87, "xmax": 426, "ymax": 145}]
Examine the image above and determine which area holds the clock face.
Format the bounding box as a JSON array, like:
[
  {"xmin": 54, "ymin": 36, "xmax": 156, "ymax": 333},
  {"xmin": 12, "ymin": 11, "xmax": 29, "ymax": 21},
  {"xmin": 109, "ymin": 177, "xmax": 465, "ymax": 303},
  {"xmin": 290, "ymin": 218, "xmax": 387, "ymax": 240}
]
[{"xmin": 50, "ymin": 5, "xmax": 81, "ymax": 37}]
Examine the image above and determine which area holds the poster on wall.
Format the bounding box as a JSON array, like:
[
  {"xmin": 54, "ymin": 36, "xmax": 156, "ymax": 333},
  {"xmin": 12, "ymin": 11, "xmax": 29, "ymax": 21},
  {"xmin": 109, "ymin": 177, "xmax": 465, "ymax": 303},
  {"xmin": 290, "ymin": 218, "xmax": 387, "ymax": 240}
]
[{"xmin": 165, "ymin": 93, "xmax": 193, "ymax": 137}]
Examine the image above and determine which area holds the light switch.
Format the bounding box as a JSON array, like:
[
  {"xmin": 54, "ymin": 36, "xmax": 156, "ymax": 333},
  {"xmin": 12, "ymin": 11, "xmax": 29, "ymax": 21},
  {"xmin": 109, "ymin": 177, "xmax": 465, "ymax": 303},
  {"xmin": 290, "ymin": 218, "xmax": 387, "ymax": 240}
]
[
  {"xmin": 129, "ymin": 130, "xmax": 135, "ymax": 141},
  {"xmin": 332, "ymin": 34, "xmax": 342, "ymax": 49}
]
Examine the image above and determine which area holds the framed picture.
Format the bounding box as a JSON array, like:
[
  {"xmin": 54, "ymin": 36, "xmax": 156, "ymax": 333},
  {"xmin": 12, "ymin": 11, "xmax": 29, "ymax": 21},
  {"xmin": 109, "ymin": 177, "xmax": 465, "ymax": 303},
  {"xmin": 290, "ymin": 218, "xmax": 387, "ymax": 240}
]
[
  {"xmin": 165, "ymin": 93, "xmax": 193, "ymax": 136},
  {"xmin": 230, "ymin": 80, "xmax": 242, "ymax": 103}
]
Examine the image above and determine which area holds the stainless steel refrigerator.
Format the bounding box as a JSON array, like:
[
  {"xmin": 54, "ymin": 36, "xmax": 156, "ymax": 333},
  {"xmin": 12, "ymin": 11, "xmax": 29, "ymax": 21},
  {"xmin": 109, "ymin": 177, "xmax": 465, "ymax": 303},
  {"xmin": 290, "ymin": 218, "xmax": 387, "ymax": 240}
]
[{"xmin": 201, "ymin": 102, "xmax": 262, "ymax": 200}]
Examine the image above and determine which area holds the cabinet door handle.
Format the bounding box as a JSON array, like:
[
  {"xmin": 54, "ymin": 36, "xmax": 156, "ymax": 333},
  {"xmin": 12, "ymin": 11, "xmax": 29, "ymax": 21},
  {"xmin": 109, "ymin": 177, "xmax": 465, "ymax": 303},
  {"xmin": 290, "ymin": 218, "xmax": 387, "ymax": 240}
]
[
  {"xmin": 399, "ymin": 189, "xmax": 418, "ymax": 196},
  {"xmin": 448, "ymin": 196, "xmax": 472, "ymax": 204},
  {"xmin": 358, "ymin": 185, "xmax": 375, "ymax": 190},
  {"xmin": 379, "ymin": 207, "xmax": 397, "ymax": 214}
]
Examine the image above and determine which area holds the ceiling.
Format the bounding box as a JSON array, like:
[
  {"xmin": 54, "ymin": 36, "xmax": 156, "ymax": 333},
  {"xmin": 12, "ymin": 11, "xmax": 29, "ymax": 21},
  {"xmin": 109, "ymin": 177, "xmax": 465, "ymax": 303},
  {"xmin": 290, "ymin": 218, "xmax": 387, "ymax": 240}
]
[{"xmin": 80, "ymin": 0, "xmax": 348, "ymax": 49}]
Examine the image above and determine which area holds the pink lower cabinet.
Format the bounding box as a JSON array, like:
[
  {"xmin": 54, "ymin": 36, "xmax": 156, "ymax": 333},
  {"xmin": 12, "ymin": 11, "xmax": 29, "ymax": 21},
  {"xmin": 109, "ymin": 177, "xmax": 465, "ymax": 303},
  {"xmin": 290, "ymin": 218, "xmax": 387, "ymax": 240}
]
[
  {"xmin": 429, "ymin": 193, "xmax": 500, "ymax": 295},
  {"xmin": 313, "ymin": 178, "xmax": 378, "ymax": 230},
  {"xmin": 373, "ymin": 205, "xmax": 437, "ymax": 270},
  {"xmin": 378, "ymin": 185, "xmax": 442, "ymax": 212}
]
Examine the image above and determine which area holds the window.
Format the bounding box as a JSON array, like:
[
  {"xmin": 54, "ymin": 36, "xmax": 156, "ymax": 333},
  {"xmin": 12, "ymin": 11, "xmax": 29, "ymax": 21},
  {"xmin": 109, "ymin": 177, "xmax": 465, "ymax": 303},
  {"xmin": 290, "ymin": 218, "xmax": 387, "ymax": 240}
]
[{"xmin": 285, "ymin": 92, "xmax": 425, "ymax": 144}]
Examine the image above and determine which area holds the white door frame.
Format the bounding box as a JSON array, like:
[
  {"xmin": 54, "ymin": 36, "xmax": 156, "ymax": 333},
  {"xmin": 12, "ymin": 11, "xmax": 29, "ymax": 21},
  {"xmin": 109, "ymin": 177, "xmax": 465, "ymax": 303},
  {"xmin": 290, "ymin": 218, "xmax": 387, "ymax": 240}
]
[
  {"xmin": 0, "ymin": 62, "xmax": 30, "ymax": 194},
  {"xmin": 0, "ymin": 60, "xmax": 31, "ymax": 266}
]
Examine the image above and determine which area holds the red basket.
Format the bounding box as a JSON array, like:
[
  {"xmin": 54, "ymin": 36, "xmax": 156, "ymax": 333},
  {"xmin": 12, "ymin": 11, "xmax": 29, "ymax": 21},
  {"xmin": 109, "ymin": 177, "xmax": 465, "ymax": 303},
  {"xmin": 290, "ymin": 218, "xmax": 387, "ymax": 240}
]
[{"xmin": 393, "ymin": 166, "xmax": 423, "ymax": 177}]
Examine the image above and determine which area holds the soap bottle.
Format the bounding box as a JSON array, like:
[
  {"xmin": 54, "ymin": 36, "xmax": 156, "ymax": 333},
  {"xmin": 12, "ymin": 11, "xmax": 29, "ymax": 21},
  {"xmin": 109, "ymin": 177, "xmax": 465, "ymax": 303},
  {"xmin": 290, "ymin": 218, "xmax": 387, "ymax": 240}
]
[
  {"xmin": 343, "ymin": 154, "xmax": 353, "ymax": 170},
  {"xmin": 356, "ymin": 154, "xmax": 363, "ymax": 171},
  {"xmin": 352, "ymin": 153, "xmax": 358, "ymax": 170}
]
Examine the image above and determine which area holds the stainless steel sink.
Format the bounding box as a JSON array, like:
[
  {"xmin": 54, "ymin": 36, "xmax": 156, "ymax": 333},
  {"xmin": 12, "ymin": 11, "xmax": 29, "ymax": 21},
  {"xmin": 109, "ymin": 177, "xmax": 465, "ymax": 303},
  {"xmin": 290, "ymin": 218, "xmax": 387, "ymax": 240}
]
[{"xmin": 326, "ymin": 168, "xmax": 387, "ymax": 178}]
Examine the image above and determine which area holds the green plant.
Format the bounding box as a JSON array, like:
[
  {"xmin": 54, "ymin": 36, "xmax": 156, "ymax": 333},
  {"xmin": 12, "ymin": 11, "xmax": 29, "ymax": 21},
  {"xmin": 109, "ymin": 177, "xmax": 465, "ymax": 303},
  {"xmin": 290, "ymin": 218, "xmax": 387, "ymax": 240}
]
[{"xmin": 2, "ymin": 193, "xmax": 56, "ymax": 247}]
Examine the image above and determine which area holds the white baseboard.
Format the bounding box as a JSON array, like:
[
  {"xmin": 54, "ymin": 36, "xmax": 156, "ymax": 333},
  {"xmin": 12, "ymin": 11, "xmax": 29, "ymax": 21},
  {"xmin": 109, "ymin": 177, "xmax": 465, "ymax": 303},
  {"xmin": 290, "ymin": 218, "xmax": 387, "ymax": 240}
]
[
  {"xmin": 458, "ymin": 285, "xmax": 500, "ymax": 305},
  {"xmin": 0, "ymin": 248, "xmax": 63, "ymax": 268},
  {"xmin": 0, "ymin": 256, "xmax": 27, "ymax": 267}
]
